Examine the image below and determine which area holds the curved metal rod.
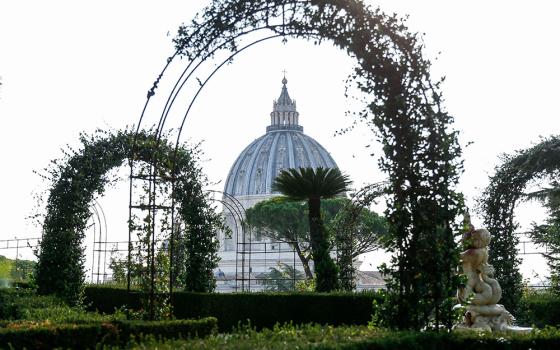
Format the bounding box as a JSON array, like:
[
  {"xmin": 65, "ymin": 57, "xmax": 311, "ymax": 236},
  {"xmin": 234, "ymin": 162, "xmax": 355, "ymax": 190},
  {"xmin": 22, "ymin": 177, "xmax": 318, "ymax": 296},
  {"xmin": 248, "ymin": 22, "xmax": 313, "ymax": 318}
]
[
  {"xmin": 206, "ymin": 189, "xmax": 247, "ymax": 223},
  {"xmin": 89, "ymin": 212, "xmax": 98, "ymax": 283},
  {"xmin": 210, "ymin": 198, "xmax": 242, "ymax": 241},
  {"xmin": 171, "ymin": 31, "xmax": 322, "ymax": 152},
  {"xmin": 163, "ymin": 33, "xmax": 284, "ymax": 297},
  {"xmin": 90, "ymin": 203, "xmax": 102, "ymax": 283},
  {"xmin": 154, "ymin": 25, "xmax": 288, "ymax": 142},
  {"xmin": 139, "ymin": 27, "xmax": 281, "ymax": 306},
  {"xmin": 211, "ymin": 197, "xmax": 243, "ymax": 291},
  {"xmin": 169, "ymin": 33, "xmax": 282, "ymax": 176},
  {"xmin": 130, "ymin": 1, "xmax": 320, "ymax": 300},
  {"xmin": 135, "ymin": 1, "xmax": 292, "ymax": 143},
  {"xmin": 205, "ymin": 191, "xmax": 245, "ymax": 236},
  {"xmin": 94, "ymin": 200, "xmax": 109, "ymax": 283},
  {"xmin": 205, "ymin": 189, "xmax": 249, "ymax": 292},
  {"xmin": 164, "ymin": 30, "xmax": 320, "ymax": 293}
]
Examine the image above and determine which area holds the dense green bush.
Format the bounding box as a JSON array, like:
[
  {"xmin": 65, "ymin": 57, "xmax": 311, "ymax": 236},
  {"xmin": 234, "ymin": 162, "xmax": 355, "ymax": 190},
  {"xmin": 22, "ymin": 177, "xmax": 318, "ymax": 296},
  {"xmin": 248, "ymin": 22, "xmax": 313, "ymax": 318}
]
[
  {"xmin": 84, "ymin": 286, "xmax": 380, "ymax": 331},
  {"xmin": 84, "ymin": 285, "xmax": 141, "ymax": 314},
  {"xmin": 171, "ymin": 291, "xmax": 379, "ymax": 331},
  {"xmin": 112, "ymin": 324, "xmax": 560, "ymax": 350},
  {"xmin": 519, "ymin": 290, "xmax": 560, "ymax": 328},
  {"xmin": 0, "ymin": 318, "xmax": 217, "ymax": 349}
]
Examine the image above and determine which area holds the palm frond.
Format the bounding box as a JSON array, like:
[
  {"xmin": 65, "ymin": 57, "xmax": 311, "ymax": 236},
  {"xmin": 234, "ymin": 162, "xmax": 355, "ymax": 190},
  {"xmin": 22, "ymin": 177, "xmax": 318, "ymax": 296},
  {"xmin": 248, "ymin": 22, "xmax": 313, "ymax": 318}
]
[{"xmin": 272, "ymin": 167, "xmax": 351, "ymax": 200}]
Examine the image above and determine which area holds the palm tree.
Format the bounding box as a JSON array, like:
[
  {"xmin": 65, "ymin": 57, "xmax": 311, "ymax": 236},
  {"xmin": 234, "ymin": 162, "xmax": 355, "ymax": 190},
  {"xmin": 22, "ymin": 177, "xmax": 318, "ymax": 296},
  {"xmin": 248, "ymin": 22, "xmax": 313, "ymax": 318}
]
[{"xmin": 272, "ymin": 167, "xmax": 352, "ymax": 292}]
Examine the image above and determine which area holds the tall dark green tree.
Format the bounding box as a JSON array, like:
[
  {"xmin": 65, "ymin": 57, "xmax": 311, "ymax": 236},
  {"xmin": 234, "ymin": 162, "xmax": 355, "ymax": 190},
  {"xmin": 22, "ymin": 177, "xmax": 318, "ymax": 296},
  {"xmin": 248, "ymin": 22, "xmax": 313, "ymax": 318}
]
[
  {"xmin": 526, "ymin": 182, "xmax": 560, "ymax": 294},
  {"xmin": 246, "ymin": 198, "xmax": 313, "ymax": 279},
  {"xmin": 326, "ymin": 196, "xmax": 389, "ymax": 291},
  {"xmin": 272, "ymin": 167, "xmax": 351, "ymax": 292},
  {"xmin": 260, "ymin": 263, "xmax": 305, "ymax": 292}
]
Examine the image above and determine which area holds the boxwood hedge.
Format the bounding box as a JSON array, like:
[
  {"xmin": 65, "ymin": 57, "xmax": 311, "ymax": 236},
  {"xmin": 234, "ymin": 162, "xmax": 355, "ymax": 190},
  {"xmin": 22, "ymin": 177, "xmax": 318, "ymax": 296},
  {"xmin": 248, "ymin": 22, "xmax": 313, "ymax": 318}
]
[
  {"xmin": 83, "ymin": 286, "xmax": 560, "ymax": 331},
  {"xmin": 0, "ymin": 317, "xmax": 217, "ymax": 350},
  {"xmin": 84, "ymin": 285, "xmax": 381, "ymax": 331}
]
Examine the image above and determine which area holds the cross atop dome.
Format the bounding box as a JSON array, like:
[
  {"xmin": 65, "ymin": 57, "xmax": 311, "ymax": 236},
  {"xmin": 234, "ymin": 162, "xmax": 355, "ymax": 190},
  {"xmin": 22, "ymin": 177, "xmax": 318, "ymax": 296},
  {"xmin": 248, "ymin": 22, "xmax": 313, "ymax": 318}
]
[{"xmin": 267, "ymin": 75, "xmax": 302, "ymax": 132}]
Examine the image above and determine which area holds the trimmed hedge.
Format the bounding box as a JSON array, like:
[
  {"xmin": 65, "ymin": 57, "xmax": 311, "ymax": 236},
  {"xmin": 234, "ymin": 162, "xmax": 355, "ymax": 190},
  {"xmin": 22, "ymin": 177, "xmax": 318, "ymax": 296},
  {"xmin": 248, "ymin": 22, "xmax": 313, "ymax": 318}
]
[
  {"xmin": 84, "ymin": 285, "xmax": 381, "ymax": 331},
  {"xmin": 83, "ymin": 286, "xmax": 560, "ymax": 331},
  {"xmin": 84, "ymin": 285, "xmax": 141, "ymax": 314},
  {"xmin": 171, "ymin": 291, "xmax": 378, "ymax": 331},
  {"xmin": 0, "ymin": 289, "xmax": 61, "ymax": 320},
  {"xmin": 0, "ymin": 288, "xmax": 114, "ymax": 324},
  {"xmin": 520, "ymin": 291, "xmax": 560, "ymax": 328},
  {"xmin": 0, "ymin": 317, "xmax": 217, "ymax": 350}
]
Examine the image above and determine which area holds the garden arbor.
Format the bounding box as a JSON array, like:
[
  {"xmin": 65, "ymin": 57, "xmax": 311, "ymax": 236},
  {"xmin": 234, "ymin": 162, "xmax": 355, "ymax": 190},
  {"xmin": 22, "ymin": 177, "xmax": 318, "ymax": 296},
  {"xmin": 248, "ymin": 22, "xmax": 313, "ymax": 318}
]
[
  {"xmin": 481, "ymin": 135, "xmax": 560, "ymax": 312},
  {"xmin": 130, "ymin": 0, "xmax": 462, "ymax": 329},
  {"xmin": 36, "ymin": 130, "xmax": 223, "ymax": 314},
  {"xmin": 39, "ymin": 0, "xmax": 463, "ymax": 328}
]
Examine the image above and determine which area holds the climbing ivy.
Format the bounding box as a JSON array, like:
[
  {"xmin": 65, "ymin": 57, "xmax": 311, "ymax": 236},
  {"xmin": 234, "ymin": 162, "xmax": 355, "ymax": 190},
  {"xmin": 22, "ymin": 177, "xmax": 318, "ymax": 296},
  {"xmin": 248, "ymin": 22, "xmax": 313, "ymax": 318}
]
[
  {"xmin": 527, "ymin": 181, "xmax": 560, "ymax": 294},
  {"xmin": 481, "ymin": 135, "xmax": 560, "ymax": 312},
  {"xmin": 35, "ymin": 129, "xmax": 224, "ymax": 305},
  {"xmin": 174, "ymin": 0, "xmax": 463, "ymax": 329}
]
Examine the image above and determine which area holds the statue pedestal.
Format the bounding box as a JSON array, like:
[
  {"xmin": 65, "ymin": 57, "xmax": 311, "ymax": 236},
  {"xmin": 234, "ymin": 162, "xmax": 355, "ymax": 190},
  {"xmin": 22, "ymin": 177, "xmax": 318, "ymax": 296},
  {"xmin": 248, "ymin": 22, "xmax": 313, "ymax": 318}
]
[{"xmin": 454, "ymin": 304, "xmax": 532, "ymax": 333}]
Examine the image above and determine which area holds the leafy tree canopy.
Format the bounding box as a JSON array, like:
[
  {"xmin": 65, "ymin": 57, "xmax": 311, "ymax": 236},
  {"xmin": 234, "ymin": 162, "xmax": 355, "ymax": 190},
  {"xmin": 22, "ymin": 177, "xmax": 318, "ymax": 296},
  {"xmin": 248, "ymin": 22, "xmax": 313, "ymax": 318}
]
[
  {"xmin": 526, "ymin": 181, "xmax": 560, "ymax": 293},
  {"xmin": 246, "ymin": 196, "xmax": 388, "ymax": 281}
]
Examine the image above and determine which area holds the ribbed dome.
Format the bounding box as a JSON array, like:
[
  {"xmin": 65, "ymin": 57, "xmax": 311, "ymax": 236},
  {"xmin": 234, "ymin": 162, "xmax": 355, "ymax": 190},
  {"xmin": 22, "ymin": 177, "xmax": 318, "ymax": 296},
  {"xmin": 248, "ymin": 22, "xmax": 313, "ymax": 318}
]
[{"xmin": 224, "ymin": 78, "xmax": 338, "ymax": 197}]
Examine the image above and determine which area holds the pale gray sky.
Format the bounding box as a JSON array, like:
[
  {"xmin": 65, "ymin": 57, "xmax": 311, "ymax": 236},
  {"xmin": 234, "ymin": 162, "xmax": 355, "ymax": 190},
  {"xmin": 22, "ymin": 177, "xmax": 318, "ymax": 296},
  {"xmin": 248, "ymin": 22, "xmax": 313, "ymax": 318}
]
[{"xmin": 1, "ymin": 1, "xmax": 558, "ymax": 281}]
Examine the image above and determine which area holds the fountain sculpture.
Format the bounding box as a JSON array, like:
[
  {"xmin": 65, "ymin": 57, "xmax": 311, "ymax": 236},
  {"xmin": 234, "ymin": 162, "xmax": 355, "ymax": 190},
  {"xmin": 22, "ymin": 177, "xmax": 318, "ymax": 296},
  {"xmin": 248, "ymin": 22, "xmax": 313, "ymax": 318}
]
[{"xmin": 455, "ymin": 215, "xmax": 532, "ymax": 333}]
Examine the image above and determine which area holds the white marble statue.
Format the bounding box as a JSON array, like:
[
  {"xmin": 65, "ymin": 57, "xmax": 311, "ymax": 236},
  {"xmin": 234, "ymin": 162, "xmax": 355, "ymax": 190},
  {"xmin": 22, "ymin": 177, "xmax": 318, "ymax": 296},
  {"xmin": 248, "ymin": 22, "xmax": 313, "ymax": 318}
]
[{"xmin": 454, "ymin": 214, "xmax": 531, "ymax": 333}]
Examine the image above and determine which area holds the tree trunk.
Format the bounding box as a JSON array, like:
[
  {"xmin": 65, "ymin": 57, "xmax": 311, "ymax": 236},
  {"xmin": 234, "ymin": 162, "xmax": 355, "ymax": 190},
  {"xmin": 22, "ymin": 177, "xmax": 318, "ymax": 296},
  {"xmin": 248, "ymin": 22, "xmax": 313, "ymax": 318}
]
[
  {"xmin": 292, "ymin": 242, "xmax": 313, "ymax": 279},
  {"xmin": 308, "ymin": 196, "xmax": 338, "ymax": 292}
]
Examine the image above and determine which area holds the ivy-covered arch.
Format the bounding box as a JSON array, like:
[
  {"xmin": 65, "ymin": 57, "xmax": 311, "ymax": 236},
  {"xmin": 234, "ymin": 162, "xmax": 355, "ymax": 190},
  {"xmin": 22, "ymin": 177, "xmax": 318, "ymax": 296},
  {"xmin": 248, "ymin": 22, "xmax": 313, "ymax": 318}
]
[
  {"xmin": 36, "ymin": 130, "xmax": 223, "ymax": 304},
  {"xmin": 153, "ymin": 0, "xmax": 464, "ymax": 329},
  {"xmin": 481, "ymin": 135, "xmax": 560, "ymax": 312}
]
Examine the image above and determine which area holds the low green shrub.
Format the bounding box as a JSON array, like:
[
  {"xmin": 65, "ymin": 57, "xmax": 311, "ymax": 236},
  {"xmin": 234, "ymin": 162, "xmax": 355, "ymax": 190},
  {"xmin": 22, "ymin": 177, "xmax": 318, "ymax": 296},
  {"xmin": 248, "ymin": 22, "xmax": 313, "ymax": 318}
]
[
  {"xmin": 83, "ymin": 284, "xmax": 142, "ymax": 314},
  {"xmin": 0, "ymin": 288, "xmax": 116, "ymax": 324},
  {"xmin": 0, "ymin": 289, "xmax": 60, "ymax": 320},
  {"xmin": 0, "ymin": 317, "xmax": 217, "ymax": 349},
  {"xmin": 115, "ymin": 324, "xmax": 560, "ymax": 350},
  {"xmin": 115, "ymin": 318, "xmax": 218, "ymax": 341}
]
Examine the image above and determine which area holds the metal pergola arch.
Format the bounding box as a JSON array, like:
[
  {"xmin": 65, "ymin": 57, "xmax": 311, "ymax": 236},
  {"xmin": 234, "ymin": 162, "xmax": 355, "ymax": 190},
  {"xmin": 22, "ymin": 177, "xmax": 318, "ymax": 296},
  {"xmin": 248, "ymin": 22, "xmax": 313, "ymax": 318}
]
[{"xmin": 126, "ymin": 9, "xmax": 325, "ymax": 317}]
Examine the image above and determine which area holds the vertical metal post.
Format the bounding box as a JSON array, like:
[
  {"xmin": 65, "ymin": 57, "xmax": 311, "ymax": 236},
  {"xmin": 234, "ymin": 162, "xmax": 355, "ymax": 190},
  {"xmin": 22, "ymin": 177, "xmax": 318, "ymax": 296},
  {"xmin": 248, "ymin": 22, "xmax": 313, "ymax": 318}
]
[
  {"xmin": 14, "ymin": 239, "xmax": 19, "ymax": 281},
  {"xmin": 150, "ymin": 168, "xmax": 157, "ymax": 321},
  {"xmin": 234, "ymin": 213, "xmax": 238, "ymax": 292},
  {"xmin": 293, "ymin": 248, "xmax": 296, "ymax": 291},
  {"xmin": 96, "ymin": 212, "xmax": 103, "ymax": 284},
  {"xmin": 169, "ymin": 176, "xmax": 175, "ymax": 309},
  {"xmin": 127, "ymin": 160, "xmax": 134, "ymax": 320},
  {"xmin": 91, "ymin": 220, "xmax": 96, "ymax": 283},
  {"xmin": 241, "ymin": 224, "xmax": 246, "ymax": 291},
  {"xmin": 248, "ymin": 226, "xmax": 252, "ymax": 292}
]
